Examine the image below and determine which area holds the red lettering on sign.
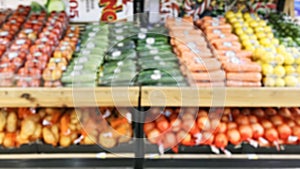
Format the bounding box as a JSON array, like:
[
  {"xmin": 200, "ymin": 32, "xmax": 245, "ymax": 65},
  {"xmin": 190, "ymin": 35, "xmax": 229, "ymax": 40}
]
[
  {"xmin": 100, "ymin": 0, "xmax": 123, "ymax": 22},
  {"xmin": 69, "ymin": 0, "xmax": 79, "ymax": 18}
]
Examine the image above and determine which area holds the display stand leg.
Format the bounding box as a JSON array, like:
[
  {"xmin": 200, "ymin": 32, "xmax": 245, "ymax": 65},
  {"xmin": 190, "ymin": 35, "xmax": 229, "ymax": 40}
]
[{"xmin": 134, "ymin": 86, "xmax": 145, "ymax": 169}]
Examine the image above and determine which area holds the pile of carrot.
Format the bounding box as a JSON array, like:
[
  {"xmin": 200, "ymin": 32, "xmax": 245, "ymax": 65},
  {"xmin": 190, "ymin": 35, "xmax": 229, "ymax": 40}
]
[
  {"xmin": 165, "ymin": 17, "xmax": 225, "ymax": 87},
  {"xmin": 196, "ymin": 17, "xmax": 262, "ymax": 87}
]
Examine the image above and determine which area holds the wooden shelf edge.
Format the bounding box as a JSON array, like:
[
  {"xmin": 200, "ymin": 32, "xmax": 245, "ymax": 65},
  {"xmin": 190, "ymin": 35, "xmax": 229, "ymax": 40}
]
[
  {"xmin": 141, "ymin": 87, "xmax": 300, "ymax": 107},
  {"xmin": 0, "ymin": 87, "xmax": 140, "ymax": 107}
]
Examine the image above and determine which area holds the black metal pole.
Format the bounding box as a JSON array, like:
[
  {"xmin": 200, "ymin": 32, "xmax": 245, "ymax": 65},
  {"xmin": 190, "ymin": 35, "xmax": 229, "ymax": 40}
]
[
  {"xmin": 134, "ymin": 0, "xmax": 144, "ymax": 13},
  {"xmin": 134, "ymin": 85, "xmax": 145, "ymax": 169},
  {"xmin": 277, "ymin": 0, "xmax": 286, "ymax": 12}
]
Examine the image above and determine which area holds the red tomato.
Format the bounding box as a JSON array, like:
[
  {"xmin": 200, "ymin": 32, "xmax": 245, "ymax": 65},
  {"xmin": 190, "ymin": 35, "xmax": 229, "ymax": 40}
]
[
  {"xmin": 29, "ymin": 79, "xmax": 40, "ymax": 87},
  {"xmin": 18, "ymin": 68, "xmax": 29, "ymax": 76},
  {"xmin": 17, "ymin": 79, "xmax": 29, "ymax": 87}
]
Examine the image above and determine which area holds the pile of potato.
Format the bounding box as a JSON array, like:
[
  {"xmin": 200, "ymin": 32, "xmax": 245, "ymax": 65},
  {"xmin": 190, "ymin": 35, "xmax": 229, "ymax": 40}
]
[{"xmin": 0, "ymin": 107, "xmax": 133, "ymax": 149}]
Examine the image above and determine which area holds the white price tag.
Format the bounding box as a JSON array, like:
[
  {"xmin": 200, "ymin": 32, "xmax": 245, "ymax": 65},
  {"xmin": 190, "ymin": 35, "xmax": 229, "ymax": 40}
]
[
  {"xmin": 103, "ymin": 132, "xmax": 113, "ymax": 138},
  {"xmin": 288, "ymin": 136, "xmax": 298, "ymax": 142},
  {"xmin": 146, "ymin": 38, "xmax": 155, "ymax": 45},
  {"xmin": 103, "ymin": 109, "xmax": 111, "ymax": 119},
  {"xmin": 138, "ymin": 33, "xmax": 146, "ymax": 39},
  {"xmin": 248, "ymin": 139, "xmax": 259, "ymax": 148},
  {"xmin": 150, "ymin": 49, "xmax": 159, "ymax": 55},
  {"xmin": 210, "ymin": 145, "xmax": 220, "ymax": 154},
  {"xmin": 96, "ymin": 153, "xmax": 107, "ymax": 159},
  {"xmin": 126, "ymin": 112, "xmax": 132, "ymax": 124},
  {"xmin": 223, "ymin": 149, "xmax": 232, "ymax": 157},
  {"xmin": 158, "ymin": 144, "xmax": 165, "ymax": 155}
]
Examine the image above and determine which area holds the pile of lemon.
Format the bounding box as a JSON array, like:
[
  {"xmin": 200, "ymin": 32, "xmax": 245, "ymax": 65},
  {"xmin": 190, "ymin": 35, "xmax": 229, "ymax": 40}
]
[{"xmin": 225, "ymin": 11, "xmax": 299, "ymax": 87}]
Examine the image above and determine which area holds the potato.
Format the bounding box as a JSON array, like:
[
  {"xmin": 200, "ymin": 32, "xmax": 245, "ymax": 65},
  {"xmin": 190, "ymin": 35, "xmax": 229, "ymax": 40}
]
[
  {"xmin": 51, "ymin": 125, "xmax": 59, "ymax": 141},
  {"xmin": 37, "ymin": 109, "xmax": 47, "ymax": 118},
  {"xmin": 20, "ymin": 119, "xmax": 36, "ymax": 139},
  {"xmin": 3, "ymin": 133, "xmax": 16, "ymax": 148},
  {"xmin": 70, "ymin": 110, "xmax": 79, "ymax": 124},
  {"xmin": 0, "ymin": 132, "xmax": 4, "ymax": 144},
  {"xmin": 45, "ymin": 108, "xmax": 58, "ymax": 115},
  {"xmin": 42, "ymin": 127, "xmax": 57, "ymax": 146},
  {"xmin": 99, "ymin": 131, "xmax": 117, "ymax": 148},
  {"xmin": 6, "ymin": 112, "xmax": 18, "ymax": 132},
  {"xmin": 0, "ymin": 110, "xmax": 7, "ymax": 132},
  {"xmin": 28, "ymin": 114, "xmax": 41, "ymax": 123},
  {"xmin": 70, "ymin": 132, "xmax": 78, "ymax": 141},
  {"xmin": 118, "ymin": 129, "xmax": 133, "ymax": 143},
  {"xmin": 76, "ymin": 123, "xmax": 82, "ymax": 132},
  {"xmin": 82, "ymin": 134, "xmax": 97, "ymax": 145},
  {"xmin": 31, "ymin": 124, "xmax": 42, "ymax": 140},
  {"xmin": 60, "ymin": 135, "xmax": 71, "ymax": 147},
  {"xmin": 16, "ymin": 133, "xmax": 29, "ymax": 146},
  {"xmin": 69, "ymin": 124, "xmax": 76, "ymax": 131}
]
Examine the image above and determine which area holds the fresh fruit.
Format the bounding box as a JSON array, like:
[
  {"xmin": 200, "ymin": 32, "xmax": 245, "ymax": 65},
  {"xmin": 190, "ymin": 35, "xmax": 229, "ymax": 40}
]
[
  {"xmin": 262, "ymin": 64, "xmax": 274, "ymax": 75},
  {"xmin": 273, "ymin": 65, "xmax": 286, "ymax": 77},
  {"xmin": 275, "ymin": 78, "xmax": 285, "ymax": 87},
  {"xmin": 284, "ymin": 75, "xmax": 298, "ymax": 87},
  {"xmin": 263, "ymin": 77, "xmax": 275, "ymax": 87},
  {"xmin": 285, "ymin": 65, "xmax": 296, "ymax": 75}
]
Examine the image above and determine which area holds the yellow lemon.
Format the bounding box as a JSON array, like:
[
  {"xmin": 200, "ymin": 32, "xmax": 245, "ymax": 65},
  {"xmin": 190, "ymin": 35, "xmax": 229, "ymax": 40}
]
[
  {"xmin": 274, "ymin": 65, "xmax": 286, "ymax": 77},
  {"xmin": 296, "ymin": 66, "xmax": 300, "ymax": 74},
  {"xmin": 235, "ymin": 12, "xmax": 243, "ymax": 18},
  {"xmin": 244, "ymin": 12, "xmax": 251, "ymax": 19},
  {"xmin": 274, "ymin": 54, "xmax": 285, "ymax": 65},
  {"xmin": 228, "ymin": 17, "xmax": 238, "ymax": 24},
  {"xmin": 259, "ymin": 20, "xmax": 267, "ymax": 27},
  {"xmin": 276, "ymin": 45, "xmax": 286, "ymax": 53},
  {"xmin": 260, "ymin": 38, "xmax": 272, "ymax": 47},
  {"xmin": 245, "ymin": 27, "xmax": 254, "ymax": 34},
  {"xmin": 262, "ymin": 64, "xmax": 274, "ymax": 75},
  {"xmin": 262, "ymin": 51, "xmax": 275, "ymax": 63},
  {"xmin": 253, "ymin": 47, "xmax": 265, "ymax": 60},
  {"xmin": 245, "ymin": 44, "xmax": 255, "ymax": 52},
  {"xmin": 284, "ymin": 75, "xmax": 298, "ymax": 87},
  {"xmin": 256, "ymin": 32, "xmax": 266, "ymax": 39},
  {"xmin": 263, "ymin": 77, "xmax": 275, "ymax": 87},
  {"xmin": 285, "ymin": 65, "xmax": 296, "ymax": 74},
  {"xmin": 239, "ymin": 34, "xmax": 250, "ymax": 41},
  {"xmin": 271, "ymin": 38, "xmax": 279, "ymax": 45},
  {"xmin": 264, "ymin": 26, "xmax": 272, "ymax": 32},
  {"xmin": 254, "ymin": 27, "xmax": 264, "ymax": 33},
  {"xmin": 267, "ymin": 33, "xmax": 274, "ymax": 39},
  {"xmin": 275, "ymin": 78, "xmax": 285, "ymax": 87},
  {"xmin": 249, "ymin": 21, "xmax": 258, "ymax": 28},
  {"xmin": 235, "ymin": 28, "xmax": 244, "ymax": 36},
  {"xmin": 225, "ymin": 11, "xmax": 235, "ymax": 19},
  {"xmin": 242, "ymin": 40, "xmax": 252, "ymax": 47},
  {"xmin": 295, "ymin": 57, "xmax": 300, "ymax": 64},
  {"xmin": 284, "ymin": 53, "xmax": 295, "ymax": 65}
]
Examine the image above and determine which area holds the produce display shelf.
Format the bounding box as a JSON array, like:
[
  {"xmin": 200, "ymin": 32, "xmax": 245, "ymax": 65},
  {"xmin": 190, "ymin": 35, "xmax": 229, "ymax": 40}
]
[
  {"xmin": 0, "ymin": 154, "xmax": 135, "ymax": 168},
  {"xmin": 141, "ymin": 87, "xmax": 300, "ymax": 107},
  {"xmin": 0, "ymin": 153, "xmax": 134, "ymax": 159},
  {"xmin": 0, "ymin": 87, "xmax": 140, "ymax": 107},
  {"xmin": 1, "ymin": 87, "xmax": 300, "ymax": 107},
  {"xmin": 144, "ymin": 154, "xmax": 300, "ymax": 168}
]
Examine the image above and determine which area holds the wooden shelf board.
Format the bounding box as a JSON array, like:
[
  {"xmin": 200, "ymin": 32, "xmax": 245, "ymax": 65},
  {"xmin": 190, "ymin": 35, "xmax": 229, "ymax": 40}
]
[
  {"xmin": 0, "ymin": 87, "xmax": 139, "ymax": 107},
  {"xmin": 141, "ymin": 87, "xmax": 300, "ymax": 107}
]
